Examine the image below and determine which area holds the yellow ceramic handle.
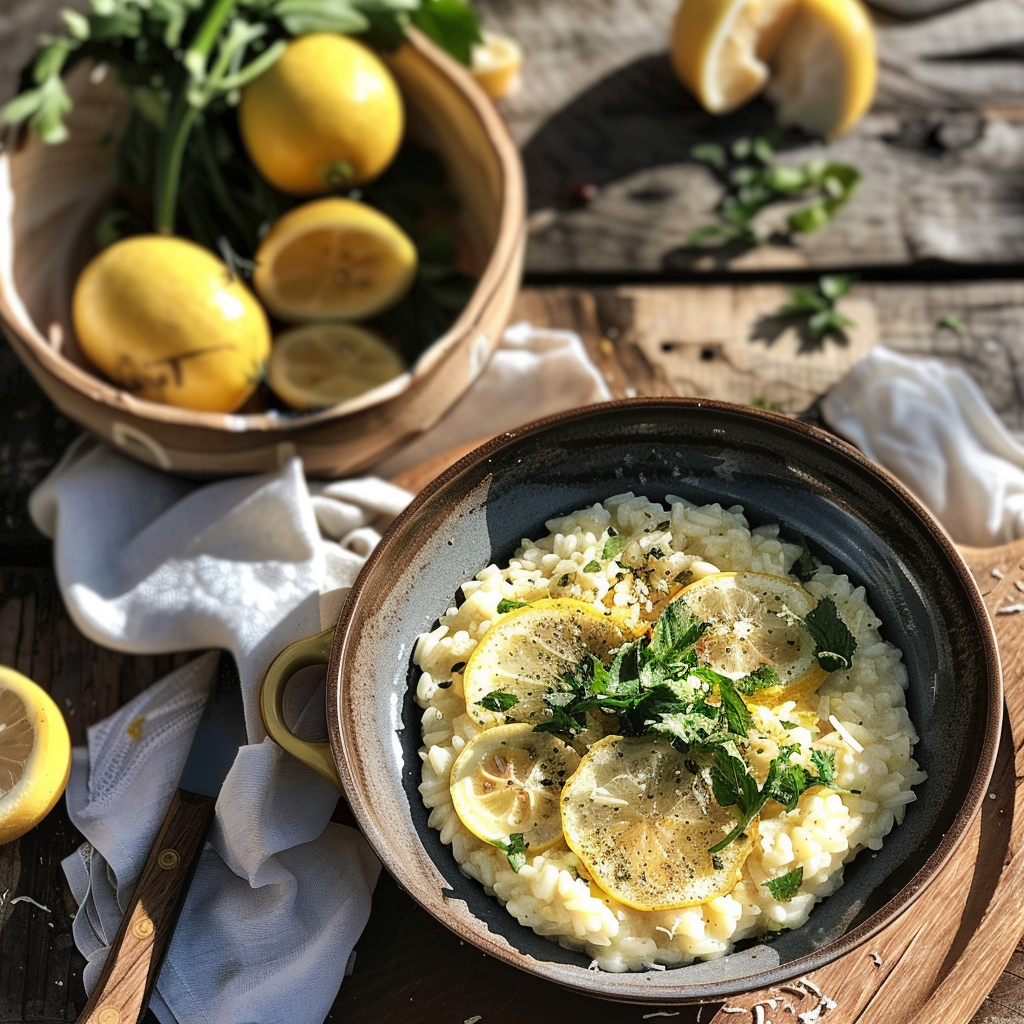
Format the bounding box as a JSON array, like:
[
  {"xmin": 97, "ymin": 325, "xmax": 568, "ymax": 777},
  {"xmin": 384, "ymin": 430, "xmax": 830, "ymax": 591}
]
[{"xmin": 260, "ymin": 627, "xmax": 341, "ymax": 791}]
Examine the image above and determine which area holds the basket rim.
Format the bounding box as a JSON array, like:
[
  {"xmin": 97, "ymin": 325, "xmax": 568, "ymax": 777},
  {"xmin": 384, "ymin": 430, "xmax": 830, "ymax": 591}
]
[{"xmin": 0, "ymin": 28, "xmax": 525, "ymax": 436}]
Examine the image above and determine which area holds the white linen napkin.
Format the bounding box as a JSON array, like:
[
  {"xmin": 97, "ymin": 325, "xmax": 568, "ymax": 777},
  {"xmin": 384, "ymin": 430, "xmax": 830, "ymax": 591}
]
[
  {"xmin": 820, "ymin": 345, "xmax": 1024, "ymax": 548},
  {"xmin": 31, "ymin": 322, "xmax": 610, "ymax": 1024}
]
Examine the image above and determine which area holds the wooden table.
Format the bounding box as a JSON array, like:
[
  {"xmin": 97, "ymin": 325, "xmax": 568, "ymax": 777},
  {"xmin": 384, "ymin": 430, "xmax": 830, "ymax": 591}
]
[{"xmin": 3, "ymin": 0, "xmax": 1024, "ymax": 1021}]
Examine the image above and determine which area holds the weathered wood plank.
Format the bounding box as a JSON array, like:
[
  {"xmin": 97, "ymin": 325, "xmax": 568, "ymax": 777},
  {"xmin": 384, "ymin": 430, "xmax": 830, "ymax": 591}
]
[{"xmin": 476, "ymin": 0, "xmax": 1024, "ymax": 273}]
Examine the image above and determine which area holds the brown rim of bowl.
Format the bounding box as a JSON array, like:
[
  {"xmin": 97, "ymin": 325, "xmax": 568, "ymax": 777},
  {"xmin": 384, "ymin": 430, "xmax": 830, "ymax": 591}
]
[
  {"xmin": 0, "ymin": 27, "xmax": 525, "ymax": 435},
  {"xmin": 328, "ymin": 396, "xmax": 1003, "ymax": 1002}
]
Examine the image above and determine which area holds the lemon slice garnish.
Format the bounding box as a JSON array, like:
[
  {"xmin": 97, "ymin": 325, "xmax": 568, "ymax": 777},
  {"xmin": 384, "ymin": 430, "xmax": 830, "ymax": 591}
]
[
  {"xmin": 471, "ymin": 31, "xmax": 523, "ymax": 100},
  {"xmin": 462, "ymin": 598, "xmax": 626, "ymax": 729},
  {"xmin": 561, "ymin": 734, "xmax": 753, "ymax": 911},
  {"xmin": 252, "ymin": 197, "xmax": 417, "ymax": 322},
  {"xmin": 450, "ymin": 723, "xmax": 580, "ymax": 852},
  {"xmin": 765, "ymin": 0, "xmax": 877, "ymax": 138},
  {"xmin": 0, "ymin": 666, "xmax": 72, "ymax": 846},
  {"xmin": 267, "ymin": 323, "xmax": 406, "ymax": 410},
  {"xmin": 670, "ymin": 0, "xmax": 800, "ymax": 114},
  {"xmin": 676, "ymin": 571, "xmax": 828, "ymax": 704}
]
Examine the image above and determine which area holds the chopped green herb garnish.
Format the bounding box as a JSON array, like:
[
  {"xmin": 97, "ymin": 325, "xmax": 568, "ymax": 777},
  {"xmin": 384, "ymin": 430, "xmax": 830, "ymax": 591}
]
[
  {"xmin": 786, "ymin": 597, "xmax": 857, "ymax": 673},
  {"xmin": 602, "ymin": 534, "xmax": 628, "ymax": 560},
  {"xmin": 492, "ymin": 833, "xmax": 528, "ymax": 872},
  {"xmin": 477, "ymin": 690, "xmax": 519, "ymax": 713},
  {"xmin": 794, "ymin": 535, "xmax": 817, "ymax": 582},
  {"xmin": 810, "ymin": 748, "xmax": 837, "ymax": 787},
  {"xmin": 763, "ymin": 866, "xmax": 803, "ymax": 902},
  {"xmin": 732, "ymin": 664, "xmax": 781, "ymax": 696},
  {"xmin": 497, "ymin": 599, "xmax": 528, "ymax": 614},
  {"xmin": 582, "ymin": 560, "xmax": 602, "ymax": 574}
]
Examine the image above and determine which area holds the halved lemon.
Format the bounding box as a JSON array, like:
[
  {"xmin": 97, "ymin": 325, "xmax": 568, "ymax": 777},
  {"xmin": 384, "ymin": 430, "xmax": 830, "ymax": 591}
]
[
  {"xmin": 765, "ymin": 0, "xmax": 877, "ymax": 138},
  {"xmin": 267, "ymin": 323, "xmax": 406, "ymax": 410},
  {"xmin": 676, "ymin": 571, "xmax": 828, "ymax": 704},
  {"xmin": 670, "ymin": 0, "xmax": 800, "ymax": 114},
  {"xmin": 561, "ymin": 735, "xmax": 753, "ymax": 910},
  {"xmin": 462, "ymin": 599, "xmax": 625, "ymax": 729},
  {"xmin": 471, "ymin": 31, "xmax": 523, "ymax": 100},
  {"xmin": 450, "ymin": 723, "xmax": 580, "ymax": 852},
  {"xmin": 0, "ymin": 666, "xmax": 72, "ymax": 846},
  {"xmin": 252, "ymin": 198, "xmax": 417, "ymax": 322}
]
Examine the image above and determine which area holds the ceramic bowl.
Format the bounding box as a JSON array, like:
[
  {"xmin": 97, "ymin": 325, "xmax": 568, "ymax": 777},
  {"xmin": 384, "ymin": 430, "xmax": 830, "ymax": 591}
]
[
  {"xmin": 0, "ymin": 31, "xmax": 524, "ymax": 477},
  {"xmin": 262, "ymin": 397, "xmax": 1001, "ymax": 1002}
]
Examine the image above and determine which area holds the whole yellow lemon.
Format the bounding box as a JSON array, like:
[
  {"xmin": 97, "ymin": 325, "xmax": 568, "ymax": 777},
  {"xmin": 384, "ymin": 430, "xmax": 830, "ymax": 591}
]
[
  {"xmin": 238, "ymin": 33, "xmax": 404, "ymax": 194},
  {"xmin": 72, "ymin": 236, "xmax": 271, "ymax": 413}
]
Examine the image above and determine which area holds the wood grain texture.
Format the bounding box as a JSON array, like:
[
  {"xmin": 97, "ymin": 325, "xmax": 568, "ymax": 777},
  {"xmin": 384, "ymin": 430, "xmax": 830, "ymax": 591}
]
[
  {"xmin": 78, "ymin": 790, "xmax": 215, "ymax": 1024},
  {"xmin": 476, "ymin": 0, "xmax": 1024, "ymax": 273}
]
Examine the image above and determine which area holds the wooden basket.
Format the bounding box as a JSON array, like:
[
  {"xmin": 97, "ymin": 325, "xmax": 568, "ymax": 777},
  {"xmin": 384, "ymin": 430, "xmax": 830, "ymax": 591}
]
[{"xmin": 0, "ymin": 31, "xmax": 525, "ymax": 478}]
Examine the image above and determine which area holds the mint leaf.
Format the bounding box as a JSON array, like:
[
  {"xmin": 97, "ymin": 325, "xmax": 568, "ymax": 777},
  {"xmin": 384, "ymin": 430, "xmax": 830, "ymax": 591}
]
[
  {"xmin": 477, "ymin": 690, "xmax": 519, "ymax": 713},
  {"xmin": 801, "ymin": 597, "xmax": 857, "ymax": 672},
  {"xmin": 763, "ymin": 866, "xmax": 803, "ymax": 902},
  {"xmin": 497, "ymin": 599, "xmax": 527, "ymax": 614},
  {"xmin": 410, "ymin": 0, "xmax": 482, "ymax": 66},
  {"xmin": 649, "ymin": 600, "xmax": 706, "ymax": 662},
  {"xmin": 492, "ymin": 832, "xmax": 528, "ymax": 872}
]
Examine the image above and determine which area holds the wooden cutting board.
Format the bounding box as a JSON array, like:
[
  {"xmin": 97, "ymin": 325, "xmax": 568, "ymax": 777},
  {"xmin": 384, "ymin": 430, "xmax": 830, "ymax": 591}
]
[{"xmin": 392, "ymin": 445, "xmax": 1024, "ymax": 1024}]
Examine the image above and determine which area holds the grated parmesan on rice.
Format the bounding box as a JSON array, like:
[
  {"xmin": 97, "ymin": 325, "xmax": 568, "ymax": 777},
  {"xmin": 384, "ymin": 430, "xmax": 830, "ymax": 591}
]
[{"xmin": 413, "ymin": 493, "xmax": 926, "ymax": 972}]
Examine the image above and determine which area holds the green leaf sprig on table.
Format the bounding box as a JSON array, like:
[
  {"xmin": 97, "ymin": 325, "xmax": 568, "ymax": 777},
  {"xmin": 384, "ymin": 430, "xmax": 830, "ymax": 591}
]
[
  {"xmin": 476, "ymin": 594, "xmax": 855, "ymax": 850},
  {"xmin": 751, "ymin": 275, "xmax": 857, "ymax": 354},
  {"xmin": 687, "ymin": 135, "xmax": 861, "ymax": 249}
]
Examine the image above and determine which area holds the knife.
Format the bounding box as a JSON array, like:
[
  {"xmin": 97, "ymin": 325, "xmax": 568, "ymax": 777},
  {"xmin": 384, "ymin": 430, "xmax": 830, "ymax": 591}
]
[{"xmin": 78, "ymin": 651, "xmax": 247, "ymax": 1024}]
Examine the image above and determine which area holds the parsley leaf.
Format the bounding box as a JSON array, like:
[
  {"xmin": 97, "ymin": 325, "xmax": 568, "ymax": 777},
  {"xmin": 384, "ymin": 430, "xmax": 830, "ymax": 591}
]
[
  {"xmin": 763, "ymin": 866, "xmax": 803, "ymax": 901},
  {"xmin": 492, "ymin": 832, "xmax": 528, "ymax": 872},
  {"xmin": 810, "ymin": 748, "xmax": 837, "ymax": 787},
  {"xmin": 732, "ymin": 664, "xmax": 781, "ymax": 696},
  {"xmin": 476, "ymin": 690, "xmax": 519, "ymax": 713},
  {"xmin": 497, "ymin": 599, "xmax": 527, "ymax": 614}
]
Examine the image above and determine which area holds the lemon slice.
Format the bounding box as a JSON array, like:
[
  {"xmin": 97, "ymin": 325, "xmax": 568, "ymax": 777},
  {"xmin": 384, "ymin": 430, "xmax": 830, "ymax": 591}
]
[
  {"xmin": 765, "ymin": 0, "xmax": 877, "ymax": 138},
  {"xmin": 252, "ymin": 197, "xmax": 418, "ymax": 322},
  {"xmin": 267, "ymin": 323, "xmax": 406, "ymax": 410},
  {"xmin": 561, "ymin": 735, "xmax": 753, "ymax": 910},
  {"xmin": 676, "ymin": 571, "xmax": 828, "ymax": 704},
  {"xmin": 0, "ymin": 666, "xmax": 72, "ymax": 846},
  {"xmin": 471, "ymin": 31, "xmax": 523, "ymax": 100},
  {"xmin": 462, "ymin": 599, "xmax": 626, "ymax": 729},
  {"xmin": 670, "ymin": 0, "xmax": 800, "ymax": 114},
  {"xmin": 450, "ymin": 723, "xmax": 580, "ymax": 852}
]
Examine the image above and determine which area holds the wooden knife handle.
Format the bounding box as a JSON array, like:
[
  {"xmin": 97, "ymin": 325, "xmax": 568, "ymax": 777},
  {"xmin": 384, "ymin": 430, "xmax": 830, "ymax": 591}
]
[{"xmin": 78, "ymin": 789, "xmax": 217, "ymax": 1024}]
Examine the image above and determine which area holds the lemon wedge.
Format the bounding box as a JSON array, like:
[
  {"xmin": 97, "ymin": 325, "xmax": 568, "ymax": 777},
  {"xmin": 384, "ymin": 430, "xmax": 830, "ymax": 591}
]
[
  {"xmin": 471, "ymin": 31, "xmax": 523, "ymax": 100},
  {"xmin": 450, "ymin": 723, "xmax": 580, "ymax": 852},
  {"xmin": 765, "ymin": 0, "xmax": 877, "ymax": 138},
  {"xmin": 0, "ymin": 666, "xmax": 72, "ymax": 846},
  {"xmin": 267, "ymin": 323, "xmax": 406, "ymax": 410},
  {"xmin": 252, "ymin": 198, "xmax": 418, "ymax": 323},
  {"xmin": 561, "ymin": 735, "xmax": 753, "ymax": 910},
  {"xmin": 670, "ymin": 0, "xmax": 800, "ymax": 114},
  {"xmin": 675, "ymin": 571, "xmax": 828, "ymax": 704},
  {"xmin": 462, "ymin": 599, "xmax": 626, "ymax": 729}
]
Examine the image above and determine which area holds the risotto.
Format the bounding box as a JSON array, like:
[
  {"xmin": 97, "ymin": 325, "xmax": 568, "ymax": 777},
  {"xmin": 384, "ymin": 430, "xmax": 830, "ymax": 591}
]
[{"xmin": 413, "ymin": 493, "xmax": 925, "ymax": 972}]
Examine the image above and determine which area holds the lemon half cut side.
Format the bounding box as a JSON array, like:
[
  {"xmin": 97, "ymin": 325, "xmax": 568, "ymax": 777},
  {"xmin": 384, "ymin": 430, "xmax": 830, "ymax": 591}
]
[
  {"xmin": 561, "ymin": 735, "xmax": 753, "ymax": 910},
  {"xmin": 253, "ymin": 198, "xmax": 418, "ymax": 323},
  {"xmin": 267, "ymin": 323, "xmax": 406, "ymax": 410},
  {"xmin": 675, "ymin": 570, "xmax": 829, "ymax": 705},
  {"xmin": 671, "ymin": 0, "xmax": 800, "ymax": 114},
  {"xmin": 461, "ymin": 599, "xmax": 626, "ymax": 729},
  {"xmin": 0, "ymin": 666, "xmax": 72, "ymax": 846},
  {"xmin": 450, "ymin": 723, "xmax": 581, "ymax": 852}
]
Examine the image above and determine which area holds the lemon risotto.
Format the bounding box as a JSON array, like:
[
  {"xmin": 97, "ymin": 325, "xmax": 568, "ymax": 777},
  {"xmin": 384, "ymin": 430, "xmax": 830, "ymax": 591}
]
[{"xmin": 413, "ymin": 493, "xmax": 925, "ymax": 972}]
